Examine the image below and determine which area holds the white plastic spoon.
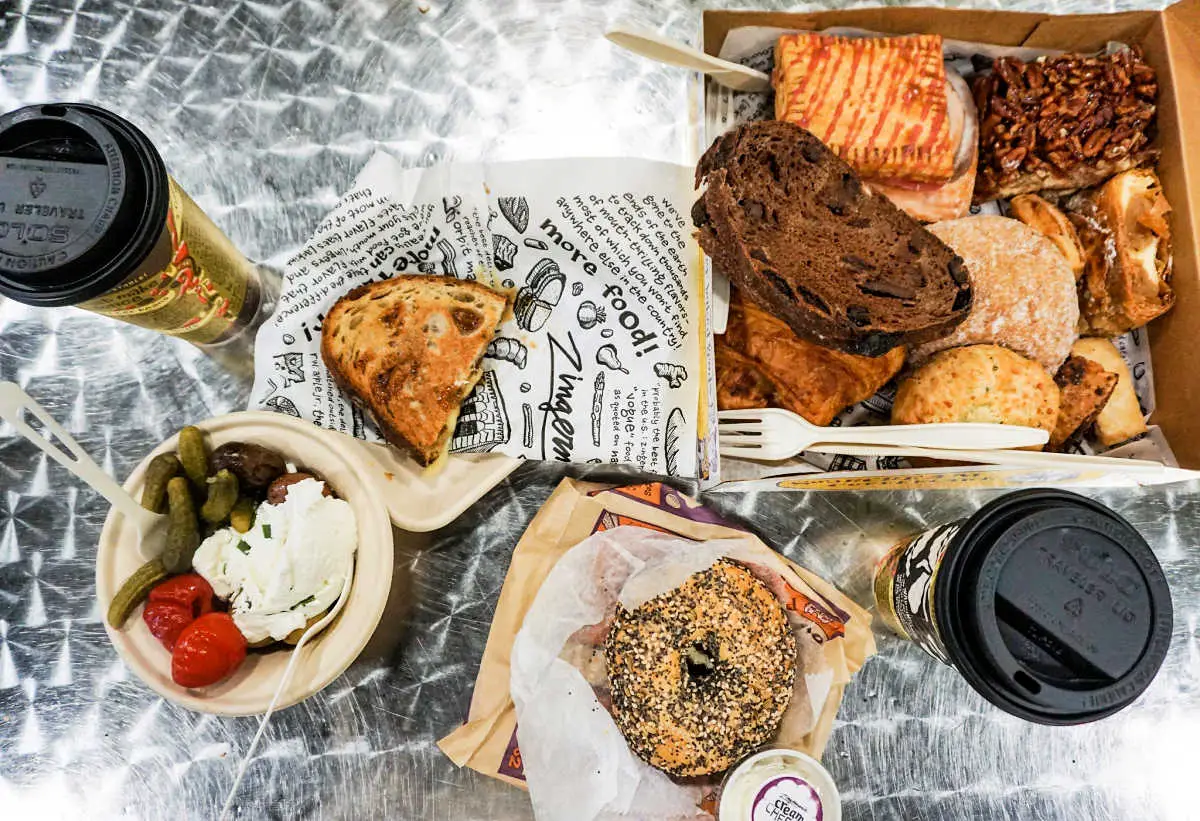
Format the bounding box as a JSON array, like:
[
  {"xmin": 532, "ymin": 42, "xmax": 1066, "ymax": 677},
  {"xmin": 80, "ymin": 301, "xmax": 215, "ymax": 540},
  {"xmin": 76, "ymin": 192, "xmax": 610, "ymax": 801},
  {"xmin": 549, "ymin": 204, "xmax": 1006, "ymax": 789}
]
[
  {"xmin": 0, "ymin": 381, "xmax": 167, "ymax": 558},
  {"xmin": 218, "ymin": 564, "xmax": 355, "ymax": 821},
  {"xmin": 605, "ymin": 26, "xmax": 772, "ymax": 92}
]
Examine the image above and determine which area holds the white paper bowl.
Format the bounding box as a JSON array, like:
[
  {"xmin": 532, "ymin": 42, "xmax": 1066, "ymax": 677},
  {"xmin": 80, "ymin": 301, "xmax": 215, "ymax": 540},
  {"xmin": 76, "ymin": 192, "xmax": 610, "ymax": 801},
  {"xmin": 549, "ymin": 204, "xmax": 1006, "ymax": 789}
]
[{"xmin": 96, "ymin": 412, "xmax": 394, "ymax": 716}]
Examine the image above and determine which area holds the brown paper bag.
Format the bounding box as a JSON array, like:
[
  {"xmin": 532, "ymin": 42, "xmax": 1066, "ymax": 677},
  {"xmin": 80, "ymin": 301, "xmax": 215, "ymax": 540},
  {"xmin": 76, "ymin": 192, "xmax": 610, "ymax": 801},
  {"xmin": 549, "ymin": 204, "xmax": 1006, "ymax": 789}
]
[{"xmin": 438, "ymin": 479, "xmax": 875, "ymax": 792}]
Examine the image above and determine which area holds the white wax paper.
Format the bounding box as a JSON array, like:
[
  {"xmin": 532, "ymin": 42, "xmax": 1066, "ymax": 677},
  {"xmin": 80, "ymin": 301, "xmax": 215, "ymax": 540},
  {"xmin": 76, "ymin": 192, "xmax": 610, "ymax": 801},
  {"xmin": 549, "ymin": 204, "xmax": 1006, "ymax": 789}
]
[{"xmin": 510, "ymin": 527, "xmax": 839, "ymax": 821}]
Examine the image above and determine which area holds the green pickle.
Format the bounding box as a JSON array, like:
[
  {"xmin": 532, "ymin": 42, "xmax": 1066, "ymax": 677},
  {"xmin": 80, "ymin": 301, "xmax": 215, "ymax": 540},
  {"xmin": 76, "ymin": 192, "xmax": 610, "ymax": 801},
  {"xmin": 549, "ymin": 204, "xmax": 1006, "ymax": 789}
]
[
  {"xmin": 229, "ymin": 497, "xmax": 257, "ymax": 533},
  {"xmin": 106, "ymin": 558, "xmax": 167, "ymax": 628},
  {"xmin": 178, "ymin": 426, "xmax": 210, "ymax": 488},
  {"xmin": 200, "ymin": 469, "xmax": 239, "ymax": 524},
  {"xmin": 162, "ymin": 476, "xmax": 201, "ymax": 574},
  {"xmin": 140, "ymin": 452, "xmax": 181, "ymax": 513}
]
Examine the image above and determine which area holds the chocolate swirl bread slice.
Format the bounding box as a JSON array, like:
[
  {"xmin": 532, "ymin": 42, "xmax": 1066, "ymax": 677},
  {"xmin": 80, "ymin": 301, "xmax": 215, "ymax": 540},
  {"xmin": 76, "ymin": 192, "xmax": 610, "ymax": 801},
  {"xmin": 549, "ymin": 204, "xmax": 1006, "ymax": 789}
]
[{"xmin": 694, "ymin": 121, "xmax": 972, "ymax": 356}]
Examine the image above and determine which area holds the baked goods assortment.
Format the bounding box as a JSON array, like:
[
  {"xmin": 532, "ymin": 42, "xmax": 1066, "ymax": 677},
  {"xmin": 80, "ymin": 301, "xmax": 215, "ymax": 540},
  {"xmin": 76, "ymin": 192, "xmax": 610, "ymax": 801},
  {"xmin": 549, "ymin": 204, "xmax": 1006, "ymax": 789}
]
[{"xmin": 705, "ymin": 34, "xmax": 1176, "ymax": 457}]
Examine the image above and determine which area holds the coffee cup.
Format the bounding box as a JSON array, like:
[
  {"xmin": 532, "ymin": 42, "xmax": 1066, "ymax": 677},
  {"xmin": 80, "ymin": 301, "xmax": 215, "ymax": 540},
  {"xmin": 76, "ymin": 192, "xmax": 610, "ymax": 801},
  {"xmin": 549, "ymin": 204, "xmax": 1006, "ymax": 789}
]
[
  {"xmin": 873, "ymin": 488, "xmax": 1172, "ymax": 724},
  {"xmin": 0, "ymin": 103, "xmax": 274, "ymax": 358}
]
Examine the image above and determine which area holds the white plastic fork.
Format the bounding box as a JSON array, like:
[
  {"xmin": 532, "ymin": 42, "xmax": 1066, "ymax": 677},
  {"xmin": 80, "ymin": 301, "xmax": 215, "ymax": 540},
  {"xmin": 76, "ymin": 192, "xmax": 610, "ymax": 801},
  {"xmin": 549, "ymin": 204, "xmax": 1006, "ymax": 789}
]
[
  {"xmin": 605, "ymin": 26, "xmax": 772, "ymax": 92},
  {"xmin": 0, "ymin": 381, "xmax": 167, "ymax": 557},
  {"xmin": 806, "ymin": 442, "xmax": 1199, "ymax": 479},
  {"xmin": 718, "ymin": 407, "xmax": 1050, "ymax": 461}
]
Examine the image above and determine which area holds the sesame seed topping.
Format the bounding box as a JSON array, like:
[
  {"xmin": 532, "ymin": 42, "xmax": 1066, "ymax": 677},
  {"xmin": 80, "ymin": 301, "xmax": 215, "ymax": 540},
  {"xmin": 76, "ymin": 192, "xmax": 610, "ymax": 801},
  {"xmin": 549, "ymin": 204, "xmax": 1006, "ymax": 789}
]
[{"xmin": 604, "ymin": 560, "xmax": 797, "ymax": 777}]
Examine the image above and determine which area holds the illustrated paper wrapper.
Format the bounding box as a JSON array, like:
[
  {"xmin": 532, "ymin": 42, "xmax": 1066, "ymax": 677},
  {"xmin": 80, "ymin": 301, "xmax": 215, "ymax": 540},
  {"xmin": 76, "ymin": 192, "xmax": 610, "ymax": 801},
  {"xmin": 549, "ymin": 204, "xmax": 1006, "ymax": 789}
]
[
  {"xmin": 436, "ymin": 479, "xmax": 874, "ymax": 816},
  {"xmin": 249, "ymin": 153, "xmax": 715, "ymax": 479}
]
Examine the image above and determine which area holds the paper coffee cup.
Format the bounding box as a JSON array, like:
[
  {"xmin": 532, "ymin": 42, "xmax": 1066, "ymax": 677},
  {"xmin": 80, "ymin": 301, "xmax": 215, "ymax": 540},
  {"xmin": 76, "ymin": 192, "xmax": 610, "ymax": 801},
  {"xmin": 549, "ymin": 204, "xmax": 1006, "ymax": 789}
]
[
  {"xmin": 873, "ymin": 488, "xmax": 1173, "ymax": 725},
  {"xmin": 0, "ymin": 103, "xmax": 269, "ymax": 347}
]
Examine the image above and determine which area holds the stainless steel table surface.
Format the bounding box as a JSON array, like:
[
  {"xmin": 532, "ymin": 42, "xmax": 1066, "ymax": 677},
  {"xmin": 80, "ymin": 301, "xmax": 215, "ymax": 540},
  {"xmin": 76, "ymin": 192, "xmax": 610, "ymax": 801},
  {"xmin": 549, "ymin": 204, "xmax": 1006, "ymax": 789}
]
[{"xmin": 1, "ymin": 0, "xmax": 1195, "ymax": 819}]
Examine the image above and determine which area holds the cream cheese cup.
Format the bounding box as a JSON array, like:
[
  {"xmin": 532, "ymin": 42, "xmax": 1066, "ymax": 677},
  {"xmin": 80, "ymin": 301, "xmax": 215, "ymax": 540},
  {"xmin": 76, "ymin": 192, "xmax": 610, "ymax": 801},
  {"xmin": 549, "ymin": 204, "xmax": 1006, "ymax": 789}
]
[{"xmin": 718, "ymin": 748, "xmax": 841, "ymax": 821}]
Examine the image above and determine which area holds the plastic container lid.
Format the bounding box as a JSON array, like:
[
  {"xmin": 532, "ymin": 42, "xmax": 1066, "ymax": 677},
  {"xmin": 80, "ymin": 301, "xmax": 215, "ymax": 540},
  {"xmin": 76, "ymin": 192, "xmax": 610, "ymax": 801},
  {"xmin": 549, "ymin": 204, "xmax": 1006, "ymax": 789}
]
[
  {"xmin": 718, "ymin": 747, "xmax": 841, "ymax": 821},
  {"xmin": 936, "ymin": 489, "xmax": 1173, "ymax": 725},
  {"xmin": 0, "ymin": 103, "xmax": 167, "ymax": 306}
]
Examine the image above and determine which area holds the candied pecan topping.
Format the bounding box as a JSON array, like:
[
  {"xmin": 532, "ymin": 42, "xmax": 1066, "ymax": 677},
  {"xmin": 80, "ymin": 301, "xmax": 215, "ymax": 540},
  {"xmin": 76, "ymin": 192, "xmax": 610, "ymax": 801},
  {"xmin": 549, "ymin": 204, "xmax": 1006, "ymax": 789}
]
[{"xmin": 973, "ymin": 49, "xmax": 1157, "ymax": 201}]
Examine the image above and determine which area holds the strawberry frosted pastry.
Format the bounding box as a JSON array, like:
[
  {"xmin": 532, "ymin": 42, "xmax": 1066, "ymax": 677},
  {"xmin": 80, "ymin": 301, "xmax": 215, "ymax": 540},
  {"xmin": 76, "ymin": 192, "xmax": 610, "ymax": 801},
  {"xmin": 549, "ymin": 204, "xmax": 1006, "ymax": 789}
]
[
  {"xmin": 772, "ymin": 33, "xmax": 978, "ymax": 222},
  {"xmin": 774, "ymin": 33, "xmax": 955, "ymax": 184}
]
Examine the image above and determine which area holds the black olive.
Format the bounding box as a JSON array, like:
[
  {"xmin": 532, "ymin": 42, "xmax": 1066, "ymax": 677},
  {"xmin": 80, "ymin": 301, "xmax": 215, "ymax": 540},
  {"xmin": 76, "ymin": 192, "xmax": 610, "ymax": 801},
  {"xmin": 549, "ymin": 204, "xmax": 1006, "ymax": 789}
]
[{"xmin": 209, "ymin": 442, "xmax": 287, "ymax": 493}]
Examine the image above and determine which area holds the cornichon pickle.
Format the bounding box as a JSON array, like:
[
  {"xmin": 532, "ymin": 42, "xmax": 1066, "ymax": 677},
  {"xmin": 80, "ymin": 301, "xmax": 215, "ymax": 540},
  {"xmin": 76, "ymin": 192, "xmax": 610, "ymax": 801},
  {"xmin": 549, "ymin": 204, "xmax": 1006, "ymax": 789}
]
[
  {"xmin": 200, "ymin": 469, "xmax": 239, "ymax": 524},
  {"xmin": 106, "ymin": 558, "xmax": 167, "ymax": 628},
  {"xmin": 229, "ymin": 496, "xmax": 256, "ymax": 534},
  {"xmin": 162, "ymin": 476, "xmax": 201, "ymax": 574},
  {"xmin": 178, "ymin": 425, "xmax": 209, "ymax": 488},
  {"xmin": 140, "ymin": 452, "xmax": 181, "ymax": 513}
]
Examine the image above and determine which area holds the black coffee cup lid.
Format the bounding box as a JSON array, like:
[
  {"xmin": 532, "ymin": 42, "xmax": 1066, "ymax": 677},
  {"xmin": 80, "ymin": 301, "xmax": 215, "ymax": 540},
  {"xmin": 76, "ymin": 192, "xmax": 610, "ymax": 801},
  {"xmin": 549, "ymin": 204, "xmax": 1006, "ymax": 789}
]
[
  {"xmin": 936, "ymin": 489, "xmax": 1172, "ymax": 725},
  {"xmin": 0, "ymin": 103, "xmax": 167, "ymax": 306}
]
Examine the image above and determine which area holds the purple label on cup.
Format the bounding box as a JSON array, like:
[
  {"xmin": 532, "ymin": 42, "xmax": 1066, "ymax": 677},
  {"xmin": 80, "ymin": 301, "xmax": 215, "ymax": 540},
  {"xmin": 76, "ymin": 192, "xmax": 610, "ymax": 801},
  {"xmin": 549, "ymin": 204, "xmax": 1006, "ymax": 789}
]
[{"xmin": 750, "ymin": 775, "xmax": 823, "ymax": 821}]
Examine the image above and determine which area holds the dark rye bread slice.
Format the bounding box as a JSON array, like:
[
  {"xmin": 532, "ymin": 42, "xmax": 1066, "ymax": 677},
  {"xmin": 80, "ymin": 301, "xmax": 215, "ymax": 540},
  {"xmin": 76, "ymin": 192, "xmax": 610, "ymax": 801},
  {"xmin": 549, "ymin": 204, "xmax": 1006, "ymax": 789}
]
[{"xmin": 694, "ymin": 120, "xmax": 973, "ymax": 357}]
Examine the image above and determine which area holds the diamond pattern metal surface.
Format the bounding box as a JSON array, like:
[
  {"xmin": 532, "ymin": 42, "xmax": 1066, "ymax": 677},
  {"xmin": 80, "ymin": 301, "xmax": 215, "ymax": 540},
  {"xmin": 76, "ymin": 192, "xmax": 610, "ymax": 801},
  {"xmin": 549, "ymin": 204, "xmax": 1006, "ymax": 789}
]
[{"xmin": 1, "ymin": 0, "xmax": 1193, "ymax": 819}]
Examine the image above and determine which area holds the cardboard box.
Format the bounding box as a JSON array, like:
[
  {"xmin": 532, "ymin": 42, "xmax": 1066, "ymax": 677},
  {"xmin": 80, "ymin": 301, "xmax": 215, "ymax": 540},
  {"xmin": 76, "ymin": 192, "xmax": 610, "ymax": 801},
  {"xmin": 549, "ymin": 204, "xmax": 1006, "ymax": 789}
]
[{"xmin": 701, "ymin": 1, "xmax": 1200, "ymax": 476}]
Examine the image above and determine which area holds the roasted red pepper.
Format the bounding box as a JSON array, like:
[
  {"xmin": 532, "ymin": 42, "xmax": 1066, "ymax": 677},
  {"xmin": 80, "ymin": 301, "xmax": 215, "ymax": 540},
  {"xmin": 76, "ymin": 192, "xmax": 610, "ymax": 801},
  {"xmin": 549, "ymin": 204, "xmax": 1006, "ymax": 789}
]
[
  {"xmin": 171, "ymin": 612, "xmax": 248, "ymax": 688},
  {"xmin": 148, "ymin": 574, "xmax": 215, "ymax": 615},
  {"xmin": 143, "ymin": 602, "xmax": 193, "ymax": 651},
  {"xmin": 142, "ymin": 574, "xmax": 215, "ymax": 651}
]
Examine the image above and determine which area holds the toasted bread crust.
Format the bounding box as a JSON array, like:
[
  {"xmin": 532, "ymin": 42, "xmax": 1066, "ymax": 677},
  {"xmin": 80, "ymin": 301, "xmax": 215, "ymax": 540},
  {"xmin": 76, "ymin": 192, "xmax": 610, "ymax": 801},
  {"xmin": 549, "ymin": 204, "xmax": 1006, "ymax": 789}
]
[
  {"xmin": 1049, "ymin": 355, "xmax": 1119, "ymax": 451},
  {"xmin": 320, "ymin": 275, "xmax": 508, "ymax": 466}
]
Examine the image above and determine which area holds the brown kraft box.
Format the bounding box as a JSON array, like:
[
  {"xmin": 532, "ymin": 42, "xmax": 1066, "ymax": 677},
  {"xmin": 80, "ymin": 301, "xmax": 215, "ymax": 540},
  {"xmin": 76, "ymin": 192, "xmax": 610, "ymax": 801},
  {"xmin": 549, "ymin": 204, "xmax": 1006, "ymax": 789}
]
[{"xmin": 702, "ymin": 0, "xmax": 1200, "ymax": 468}]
